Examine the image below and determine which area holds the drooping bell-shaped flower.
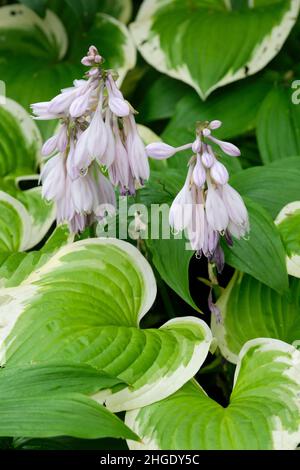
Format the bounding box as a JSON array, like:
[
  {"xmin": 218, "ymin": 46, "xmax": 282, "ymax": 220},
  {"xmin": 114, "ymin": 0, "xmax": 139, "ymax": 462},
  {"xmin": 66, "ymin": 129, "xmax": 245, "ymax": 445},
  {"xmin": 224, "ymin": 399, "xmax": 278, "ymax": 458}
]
[
  {"xmin": 147, "ymin": 119, "xmax": 250, "ymax": 273},
  {"xmin": 33, "ymin": 46, "xmax": 149, "ymax": 232}
]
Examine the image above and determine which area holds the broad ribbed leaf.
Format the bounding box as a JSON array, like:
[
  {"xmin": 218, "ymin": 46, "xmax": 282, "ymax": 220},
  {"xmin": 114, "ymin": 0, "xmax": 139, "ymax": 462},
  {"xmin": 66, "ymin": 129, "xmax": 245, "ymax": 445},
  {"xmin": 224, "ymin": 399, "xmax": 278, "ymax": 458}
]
[
  {"xmin": 126, "ymin": 339, "xmax": 300, "ymax": 449},
  {"xmin": 0, "ymin": 363, "xmax": 137, "ymax": 440},
  {"xmin": 212, "ymin": 271, "xmax": 300, "ymax": 363},
  {"xmin": 257, "ymin": 85, "xmax": 300, "ymax": 163},
  {"xmin": 131, "ymin": 0, "xmax": 299, "ymax": 98},
  {"xmin": 0, "ymin": 238, "xmax": 212, "ymax": 412}
]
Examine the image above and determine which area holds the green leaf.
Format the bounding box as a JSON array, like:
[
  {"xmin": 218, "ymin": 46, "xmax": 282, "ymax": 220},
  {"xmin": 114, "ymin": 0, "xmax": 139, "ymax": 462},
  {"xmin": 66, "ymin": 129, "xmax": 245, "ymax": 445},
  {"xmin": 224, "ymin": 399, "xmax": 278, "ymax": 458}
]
[
  {"xmin": 0, "ymin": 363, "xmax": 137, "ymax": 440},
  {"xmin": 0, "ymin": 189, "xmax": 55, "ymax": 253},
  {"xmin": 41, "ymin": 224, "xmax": 74, "ymax": 253},
  {"xmin": 126, "ymin": 338, "xmax": 300, "ymax": 450},
  {"xmin": 138, "ymin": 75, "xmax": 191, "ymax": 122},
  {"xmin": 212, "ymin": 271, "xmax": 300, "ymax": 363},
  {"xmin": 257, "ymin": 84, "xmax": 300, "ymax": 163},
  {"xmin": 162, "ymin": 75, "xmax": 270, "ymax": 143},
  {"xmin": 0, "ymin": 225, "xmax": 73, "ymax": 288},
  {"xmin": 131, "ymin": 0, "xmax": 299, "ymax": 98},
  {"xmin": 230, "ymin": 157, "xmax": 300, "ymax": 219},
  {"xmin": 223, "ymin": 198, "xmax": 288, "ymax": 293},
  {"xmin": 18, "ymin": 0, "xmax": 48, "ymax": 17},
  {"xmin": 100, "ymin": 0, "xmax": 132, "ymax": 23},
  {"xmin": 0, "ymin": 4, "xmax": 136, "ymax": 116},
  {"xmin": 0, "ymin": 98, "xmax": 42, "ymax": 177},
  {"xmin": 275, "ymin": 201, "xmax": 300, "ymax": 278},
  {"xmin": 146, "ymin": 235, "xmax": 199, "ymax": 311},
  {"xmin": 0, "ymin": 238, "xmax": 213, "ymax": 412}
]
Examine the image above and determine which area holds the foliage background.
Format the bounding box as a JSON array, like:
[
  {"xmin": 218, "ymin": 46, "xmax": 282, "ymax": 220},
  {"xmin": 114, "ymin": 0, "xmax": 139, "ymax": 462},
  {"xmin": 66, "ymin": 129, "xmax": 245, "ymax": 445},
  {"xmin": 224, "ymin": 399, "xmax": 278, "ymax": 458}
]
[{"xmin": 0, "ymin": 0, "xmax": 300, "ymax": 450}]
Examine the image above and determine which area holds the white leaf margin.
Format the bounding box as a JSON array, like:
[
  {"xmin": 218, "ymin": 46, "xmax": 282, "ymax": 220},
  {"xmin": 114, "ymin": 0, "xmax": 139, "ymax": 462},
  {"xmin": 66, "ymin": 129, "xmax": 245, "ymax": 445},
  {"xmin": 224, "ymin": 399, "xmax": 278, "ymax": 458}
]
[
  {"xmin": 0, "ymin": 4, "xmax": 68, "ymax": 60},
  {"xmin": 275, "ymin": 201, "xmax": 300, "ymax": 278},
  {"xmin": 0, "ymin": 97, "xmax": 43, "ymax": 168},
  {"xmin": 0, "ymin": 237, "xmax": 213, "ymax": 412},
  {"xmin": 130, "ymin": 0, "xmax": 300, "ymax": 99},
  {"xmin": 97, "ymin": 13, "xmax": 136, "ymax": 85},
  {"xmin": 94, "ymin": 316, "xmax": 212, "ymax": 412},
  {"xmin": 0, "ymin": 189, "xmax": 56, "ymax": 252},
  {"xmin": 125, "ymin": 338, "xmax": 300, "ymax": 450}
]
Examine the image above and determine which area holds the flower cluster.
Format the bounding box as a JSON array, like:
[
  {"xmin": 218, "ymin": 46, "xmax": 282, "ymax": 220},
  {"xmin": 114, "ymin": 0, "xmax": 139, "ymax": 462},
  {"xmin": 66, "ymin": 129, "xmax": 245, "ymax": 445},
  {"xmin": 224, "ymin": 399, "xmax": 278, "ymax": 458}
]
[
  {"xmin": 146, "ymin": 120, "xmax": 249, "ymax": 273},
  {"xmin": 32, "ymin": 46, "xmax": 149, "ymax": 233}
]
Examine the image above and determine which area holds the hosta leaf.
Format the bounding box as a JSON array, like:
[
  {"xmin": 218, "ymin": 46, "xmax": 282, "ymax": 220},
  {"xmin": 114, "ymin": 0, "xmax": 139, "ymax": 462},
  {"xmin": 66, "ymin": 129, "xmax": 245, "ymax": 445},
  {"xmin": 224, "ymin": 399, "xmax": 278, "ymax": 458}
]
[
  {"xmin": 223, "ymin": 198, "xmax": 288, "ymax": 293},
  {"xmin": 257, "ymin": 84, "xmax": 300, "ymax": 163},
  {"xmin": 161, "ymin": 75, "xmax": 269, "ymax": 144},
  {"xmin": 100, "ymin": 0, "xmax": 132, "ymax": 23},
  {"xmin": 212, "ymin": 271, "xmax": 300, "ymax": 363},
  {"xmin": 18, "ymin": 0, "xmax": 48, "ymax": 17},
  {"xmin": 0, "ymin": 225, "xmax": 73, "ymax": 287},
  {"xmin": 126, "ymin": 339, "xmax": 300, "ymax": 450},
  {"xmin": 0, "ymin": 191, "xmax": 32, "ymax": 252},
  {"xmin": 0, "ymin": 363, "xmax": 137, "ymax": 440},
  {"xmin": 0, "ymin": 238, "xmax": 212, "ymax": 411},
  {"xmin": 130, "ymin": 0, "xmax": 299, "ymax": 99},
  {"xmin": 275, "ymin": 201, "xmax": 300, "ymax": 278},
  {"xmin": 230, "ymin": 157, "xmax": 300, "ymax": 219},
  {"xmin": 0, "ymin": 98, "xmax": 42, "ymax": 177},
  {"xmin": 0, "ymin": 189, "xmax": 55, "ymax": 253},
  {"xmin": 0, "ymin": 4, "xmax": 136, "ymax": 115},
  {"xmin": 146, "ymin": 235, "xmax": 199, "ymax": 311}
]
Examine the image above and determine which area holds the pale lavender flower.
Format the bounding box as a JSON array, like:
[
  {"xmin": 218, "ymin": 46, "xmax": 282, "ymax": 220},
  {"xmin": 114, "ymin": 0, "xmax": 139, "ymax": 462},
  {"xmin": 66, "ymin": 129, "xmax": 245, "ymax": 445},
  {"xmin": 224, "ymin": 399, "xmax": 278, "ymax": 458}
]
[
  {"xmin": 146, "ymin": 142, "xmax": 192, "ymax": 159},
  {"xmin": 33, "ymin": 46, "xmax": 148, "ymax": 232},
  {"xmin": 106, "ymin": 74, "xmax": 130, "ymax": 117},
  {"xmin": 124, "ymin": 114, "xmax": 150, "ymax": 183},
  {"xmin": 148, "ymin": 119, "xmax": 249, "ymax": 270}
]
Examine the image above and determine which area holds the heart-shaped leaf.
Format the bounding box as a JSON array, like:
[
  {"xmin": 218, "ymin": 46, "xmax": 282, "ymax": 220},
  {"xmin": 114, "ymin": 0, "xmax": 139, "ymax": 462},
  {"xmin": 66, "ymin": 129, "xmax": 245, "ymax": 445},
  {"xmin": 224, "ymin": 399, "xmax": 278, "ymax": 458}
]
[
  {"xmin": 126, "ymin": 338, "xmax": 300, "ymax": 450},
  {"xmin": 130, "ymin": 0, "xmax": 299, "ymax": 98},
  {"xmin": 212, "ymin": 271, "xmax": 300, "ymax": 363},
  {"xmin": 275, "ymin": 201, "xmax": 300, "ymax": 277},
  {"xmin": 0, "ymin": 362, "xmax": 137, "ymax": 440},
  {"xmin": 0, "ymin": 238, "xmax": 212, "ymax": 412}
]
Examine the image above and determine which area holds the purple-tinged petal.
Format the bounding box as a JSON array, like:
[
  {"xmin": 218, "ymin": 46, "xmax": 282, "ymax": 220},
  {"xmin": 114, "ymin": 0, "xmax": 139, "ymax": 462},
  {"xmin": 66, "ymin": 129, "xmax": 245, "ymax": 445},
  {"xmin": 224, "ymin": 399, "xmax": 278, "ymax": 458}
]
[
  {"xmin": 146, "ymin": 142, "xmax": 176, "ymax": 159},
  {"xmin": 192, "ymin": 137, "xmax": 201, "ymax": 153},
  {"xmin": 202, "ymin": 128, "xmax": 211, "ymax": 137},
  {"xmin": 201, "ymin": 145, "xmax": 215, "ymax": 168},
  {"xmin": 209, "ymin": 120, "xmax": 222, "ymax": 130},
  {"xmin": 193, "ymin": 155, "xmax": 206, "ymax": 187},
  {"xmin": 207, "ymin": 135, "xmax": 241, "ymax": 157},
  {"xmin": 41, "ymin": 134, "xmax": 59, "ymax": 157},
  {"xmin": 205, "ymin": 185, "xmax": 229, "ymax": 232},
  {"xmin": 210, "ymin": 160, "xmax": 229, "ymax": 185}
]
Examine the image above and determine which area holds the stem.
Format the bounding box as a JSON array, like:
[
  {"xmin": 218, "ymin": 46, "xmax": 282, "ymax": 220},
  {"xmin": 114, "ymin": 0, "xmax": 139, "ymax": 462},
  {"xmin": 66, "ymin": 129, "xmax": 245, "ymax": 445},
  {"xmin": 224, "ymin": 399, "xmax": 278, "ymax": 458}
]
[{"xmin": 175, "ymin": 143, "xmax": 193, "ymax": 152}]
